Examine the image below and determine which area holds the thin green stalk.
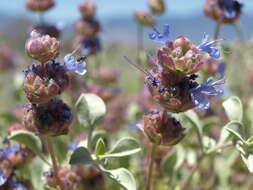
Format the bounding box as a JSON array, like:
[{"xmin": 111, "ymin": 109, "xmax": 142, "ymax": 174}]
[
  {"xmin": 46, "ymin": 138, "xmax": 68, "ymax": 190},
  {"xmin": 214, "ymin": 20, "xmax": 222, "ymax": 40},
  {"xmin": 137, "ymin": 24, "xmax": 144, "ymax": 65},
  {"xmin": 145, "ymin": 142, "xmax": 158, "ymax": 190}
]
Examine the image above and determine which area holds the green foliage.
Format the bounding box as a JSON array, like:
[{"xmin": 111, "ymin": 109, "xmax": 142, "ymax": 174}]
[
  {"xmin": 99, "ymin": 137, "xmax": 141, "ymax": 159},
  {"xmin": 8, "ymin": 130, "xmax": 49, "ymax": 164},
  {"xmin": 69, "ymin": 147, "xmax": 93, "ymax": 165},
  {"xmin": 161, "ymin": 150, "xmax": 177, "ymax": 177},
  {"xmin": 100, "ymin": 166, "xmax": 137, "ymax": 190},
  {"xmin": 222, "ymin": 96, "xmax": 243, "ymax": 122},
  {"xmin": 75, "ymin": 93, "xmax": 106, "ymax": 128},
  {"xmin": 95, "ymin": 138, "xmax": 106, "ymax": 156}
]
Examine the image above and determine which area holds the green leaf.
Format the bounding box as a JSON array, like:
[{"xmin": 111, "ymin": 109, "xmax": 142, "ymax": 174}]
[
  {"xmin": 161, "ymin": 150, "xmax": 177, "ymax": 177},
  {"xmin": 75, "ymin": 93, "xmax": 106, "ymax": 127},
  {"xmin": 100, "ymin": 166, "xmax": 137, "ymax": 190},
  {"xmin": 222, "ymin": 96, "xmax": 243, "ymax": 122},
  {"xmin": 69, "ymin": 147, "xmax": 93, "ymax": 165},
  {"xmin": 95, "ymin": 138, "xmax": 106, "ymax": 156},
  {"xmin": 91, "ymin": 130, "xmax": 107, "ymax": 148},
  {"xmin": 100, "ymin": 137, "xmax": 141, "ymax": 159},
  {"xmin": 241, "ymin": 154, "xmax": 253, "ymax": 173},
  {"xmin": 8, "ymin": 130, "xmax": 49, "ymax": 164},
  {"xmin": 224, "ymin": 121, "xmax": 245, "ymax": 142},
  {"xmin": 182, "ymin": 110, "xmax": 203, "ymax": 148}
]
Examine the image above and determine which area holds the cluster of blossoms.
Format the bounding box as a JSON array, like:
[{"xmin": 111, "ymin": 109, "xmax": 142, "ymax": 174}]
[
  {"xmin": 0, "ymin": 124, "xmax": 34, "ymax": 189},
  {"xmin": 74, "ymin": 0, "xmax": 101, "ymax": 56},
  {"xmin": 23, "ymin": 30, "xmax": 86, "ymax": 136},
  {"xmin": 128, "ymin": 24, "xmax": 225, "ymax": 146},
  {"xmin": 204, "ymin": 0, "xmax": 243, "ymax": 23},
  {"xmin": 26, "ymin": 0, "xmax": 61, "ymax": 38}
]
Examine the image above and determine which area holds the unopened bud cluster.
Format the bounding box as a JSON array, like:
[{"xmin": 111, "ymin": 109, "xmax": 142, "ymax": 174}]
[
  {"xmin": 133, "ymin": 11, "xmax": 156, "ymax": 26},
  {"xmin": 74, "ymin": 0, "xmax": 101, "ymax": 56},
  {"xmin": 23, "ymin": 31, "xmax": 86, "ymax": 136}
]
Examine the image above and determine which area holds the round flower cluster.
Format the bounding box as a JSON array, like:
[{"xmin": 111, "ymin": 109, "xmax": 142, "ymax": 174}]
[
  {"xmin": 26, "ymin": 0, "xmax": 60, "ymax": 38},
  {"xmin": 204, "ymin": 0, "xmax": 243, "ymax": 23},
  {"xmin": 23, "ymin": 31, "xmax": 87, "ymax": 136},
  {"xmin": 127, "ymin": 24, "xmax": 225, "ymax": 146},
  {"xmin": 74, "ymin": 0, "xmax": 101, "ymax": 56},
  {"xmin": 0, "ymin": 126, "xmax": 34, "ymax": 189}
]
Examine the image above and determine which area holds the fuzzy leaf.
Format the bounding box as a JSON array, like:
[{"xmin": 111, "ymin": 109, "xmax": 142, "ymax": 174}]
[
  {"xmin": 161, "ymin": 150, "xmax": 177, "ymax": 176},
  {"xmin": 241, "ymin": 154, "xmax": 253, "ymax": 173},
  {"xmin": 95, "ymin": 138, "xmax": 106, "ymax": 156},
  {"xmin": 225, "ymin": 121, "xmax": 245, "ymax": 142},
  {"xmin": 222, "ymin": 96, "xmax": 243, "ymax": 122},
  {"xmin": 69, "ymin": 147, "xmax": 93, "ymax": 165},
  {"xmin": 91, "ymin": 130, "xmax": 107, "ymax": 148},
  {"xmin": 8, "ymin": 130, "xmax": 49, "ymax": 164},
  {"xmin": 75, "ymin": 93, "xmax": 106, "ymax": 127},
  {"xmin": 100, "ymin": 137, "xmax": 141, "ymax": 159},
  {"xmin": 100, "ymin": 166, "xmax": 137, "ymax": 190}
]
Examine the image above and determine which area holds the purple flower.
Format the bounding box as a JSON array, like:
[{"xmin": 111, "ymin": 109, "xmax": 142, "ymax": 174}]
[
  {"xmin": 220, "ymin": 0, "xmax": 243, "ymax": 18},
  {"xmin": 198, "ymin": 33, "xmax": 222, "ymax": 59},
  {"xmin": 64, "ymin": 53, "xmax": 87, "ymax": 75},
  {"xmin": 0, "ymin": 169, "xmax": 7, "ymax": 186},
  {"xmin": 149, "ymin": 24, "xmax": 170, "ymax": 44},
  {"xmin": 190, "ymin": 77, "xmax": 225, "ymax": 109},
  {"xmin": 81, "ymin": 37, "xmax": 101, "ymax": 56},
  {"xmin": 0, "ymin": 143, "xmax": 20, "ymax": 161},
  {"xmin": 9, "ymin": 177, "xmax": 27, "ymax": 190}
]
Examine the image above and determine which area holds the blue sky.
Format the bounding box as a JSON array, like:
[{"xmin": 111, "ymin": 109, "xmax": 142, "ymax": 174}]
[{"xmin": 1, "ymin": 0, "xmax": 253, "ymax": 23}]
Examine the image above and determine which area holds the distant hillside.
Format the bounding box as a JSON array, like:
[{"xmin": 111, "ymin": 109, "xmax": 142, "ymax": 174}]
[{"xmin": 0, "ymin": 13, "xmax": 252, "ymax": 51}]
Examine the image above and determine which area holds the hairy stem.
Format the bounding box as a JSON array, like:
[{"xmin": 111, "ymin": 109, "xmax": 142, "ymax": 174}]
[
  {"xmin": 46, "ymin": 138, "xmax": 67, "ymax": 190},
  {"xmin": 214, "ymin": 21, "xmax": 222, "ymax": 40},
  {"xmin": 146, "ymin": 142, "xmax": 158, "ymax": 190},
  {"xmin": 137, "ymin": 24, "xmax": 144, "ymax": 65}
]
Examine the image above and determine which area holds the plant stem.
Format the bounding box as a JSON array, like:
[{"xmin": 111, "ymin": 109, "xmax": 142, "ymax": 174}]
[
  {"xmin": 214, "ymin": 20, "xmax": 222, "ymax": 40},
  {"xmin": 46, "ymin": 138, "xmax": 67, "ymax": 190},
  {"xmin": 146, "ymin": 142, "xmax": 158, "ymax": 190},
  {"xmin": 137, "ymin": 24, "xmax": 144, "ymax": 65},
  {"xmin": 177, "ymin": 154, "xmax": 205, "ymax": 190}
]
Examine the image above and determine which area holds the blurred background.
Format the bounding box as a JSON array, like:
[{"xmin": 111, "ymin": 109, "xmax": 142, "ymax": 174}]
[{"xmin": 1, "ymin": 0, "xmax": 253, "ymax": 48}]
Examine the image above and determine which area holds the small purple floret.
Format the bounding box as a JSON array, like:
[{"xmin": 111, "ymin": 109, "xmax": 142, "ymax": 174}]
[
  {"xmin": 149, "ymin": 24, "xmax": 170, "ymax": 44},
  {"xmin": 190, "ymin": 77, "xmax": 225, "ymax": 109},
  {"xmin": 198, "ymin": 33, "xmax": 222, "ymax": 59}
]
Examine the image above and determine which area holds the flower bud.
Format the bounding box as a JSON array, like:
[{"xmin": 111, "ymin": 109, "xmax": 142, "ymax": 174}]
[
  {"xmin": 23, "ymin": 62, "xmax": 69, "ymax": 104},
  {"xmin": 156, "ymin": 36, "xmax": 204, "ymax": 75},
  {"xmin": 93, "ymin": 67, "xmax": 118, "ymax": 84},
  {"xmin": 23, "ymin": 98, "xmax": 72, "ymax": 136},
  {"xmin": 133, "ymin": 11, "xmax": 156, "ymax": 26},
  {"xmin": 149, "ymin": 0, "xmax": 165, "ymax": 15},
  {"xmin": 25, "ymin": 31, "xmax": 60, "ymax": 63},
  {"xmin": 26, "ymin": 0, "xmax": 55, "ymax": 12},
  {"xmin": 142, "ymin": 110, "xmax": 185, "ymax": 146},
  {"xmin": 75, "ymin": 18, "xmax": 100, "ymax": 37},
  {"xmin": 204, "ymin": 0, "xmax": 242, "ymax": 23},
  {"xmin": 79, "ymin": 0, "xmax": 96, "ymax": 18},
  {"xmin": 28, "ymin": 25, "xmax": 60, "ymax": 38}
]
